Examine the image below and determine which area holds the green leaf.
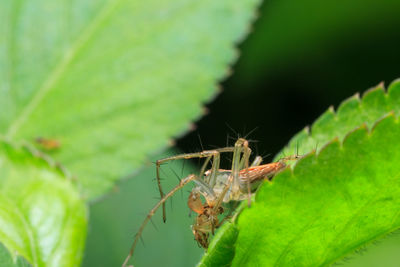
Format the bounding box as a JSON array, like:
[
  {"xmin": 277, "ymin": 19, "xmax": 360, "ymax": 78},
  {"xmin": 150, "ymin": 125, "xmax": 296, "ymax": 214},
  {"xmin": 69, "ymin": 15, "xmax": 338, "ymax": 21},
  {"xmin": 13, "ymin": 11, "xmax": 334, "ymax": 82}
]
[
  {"xmin": 231, "ymin": 115, "xmax": 400, "ymax": 266},
  {"xmin": 0, "ymin": 243, "xmax": 31, "ymax": 267},
  {"xmin": 0, "ymin": 0, "xmax": 260, "ymax": 200},
  {"xmin": 279, "ymin": 79, "xmax": 400, "ymax": 158},
  {"xmin": 201, "ymin": 79, "xmax": 400, "ymax": 266},
  {"xmin": 0, "ymin": 142, "xmax": 87, "ymax": 267},
  {"xmin": 198, "ymin": 222, "xmax": 239, "ymax": 267}
]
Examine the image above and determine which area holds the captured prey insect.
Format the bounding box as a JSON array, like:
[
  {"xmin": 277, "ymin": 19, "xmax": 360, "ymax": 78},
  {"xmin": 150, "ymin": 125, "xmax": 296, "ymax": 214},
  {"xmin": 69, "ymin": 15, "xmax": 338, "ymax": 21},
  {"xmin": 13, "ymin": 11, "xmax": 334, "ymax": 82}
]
[{"xmin": 122, "ymin": 138, "xmax": 301, "ymax": 267}]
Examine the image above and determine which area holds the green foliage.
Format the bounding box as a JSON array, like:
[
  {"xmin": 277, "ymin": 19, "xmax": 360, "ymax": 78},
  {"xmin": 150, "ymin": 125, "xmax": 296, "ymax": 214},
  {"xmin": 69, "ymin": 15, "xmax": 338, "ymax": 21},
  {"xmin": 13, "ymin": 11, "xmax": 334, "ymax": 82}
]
[
  {"xmin": 201, "ymin": 80, "xmax": 400, "ymax": 266},
  {"xmin": 0, "ymin": 243, "xmax": 31, "ymax": 267},
  {"xmin": 0, "ymin": 142, "xmax": 87, "ymax": 267},
  {"xmin": 0, "ymin": 0, "xmax": 260, "ymax": 201}
]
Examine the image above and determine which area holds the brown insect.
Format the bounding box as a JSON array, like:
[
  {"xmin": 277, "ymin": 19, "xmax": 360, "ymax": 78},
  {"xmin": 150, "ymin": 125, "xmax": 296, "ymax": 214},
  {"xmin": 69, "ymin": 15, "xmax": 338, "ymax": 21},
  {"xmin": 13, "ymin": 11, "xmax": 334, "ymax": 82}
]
[
  {"xmin": 35, "ymin": 137, "xmax": 60, "ymax": 151},
  {"xmin": 122, "ymin": 138, "xmax": 300, "ymax": 267}
]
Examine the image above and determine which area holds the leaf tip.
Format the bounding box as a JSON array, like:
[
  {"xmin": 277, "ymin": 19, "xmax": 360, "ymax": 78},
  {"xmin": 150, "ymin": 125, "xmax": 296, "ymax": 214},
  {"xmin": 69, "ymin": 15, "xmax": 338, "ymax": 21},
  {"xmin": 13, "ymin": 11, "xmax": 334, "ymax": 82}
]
[
  {"xmin": 370, "ymin": 111, "xmax": 397, "ymax": 132},
  {"xmin": 362, "ymin": 81, "xmax": 386, "ymax": 99},
  {"xmin": 337, "ymin": 93, "xmax": 361, "ymax": 115},
  {"xmin": 388, "ymin": 78, "xmax": 400, "ymax": 97}
]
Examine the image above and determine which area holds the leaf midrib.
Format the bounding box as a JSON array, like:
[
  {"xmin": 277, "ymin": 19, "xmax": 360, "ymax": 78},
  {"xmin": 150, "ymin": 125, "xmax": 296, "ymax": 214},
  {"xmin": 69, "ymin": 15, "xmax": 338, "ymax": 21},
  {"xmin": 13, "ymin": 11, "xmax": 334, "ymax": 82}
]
[{"xmin": 5, "ymin": 0, "xmax": 121, "ymax": 139}]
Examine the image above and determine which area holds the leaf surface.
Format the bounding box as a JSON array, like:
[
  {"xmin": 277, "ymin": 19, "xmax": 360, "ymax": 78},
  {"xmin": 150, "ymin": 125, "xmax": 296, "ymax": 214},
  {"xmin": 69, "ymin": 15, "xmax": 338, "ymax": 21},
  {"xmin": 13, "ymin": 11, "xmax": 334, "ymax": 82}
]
[
  {"xmin": 0, "ymin": 243, "xmax": 31, "ymax": 267},
  {"xmin": 0, "ymin": 0, "xmax": 260, "ymax": 200},
  {"xmin": 0, "ymin": 142, "xmax": 87, "ymax": 267},
  {"xmin": 232, "ymin": 115, "xmax": 400, "ymax": 266}
]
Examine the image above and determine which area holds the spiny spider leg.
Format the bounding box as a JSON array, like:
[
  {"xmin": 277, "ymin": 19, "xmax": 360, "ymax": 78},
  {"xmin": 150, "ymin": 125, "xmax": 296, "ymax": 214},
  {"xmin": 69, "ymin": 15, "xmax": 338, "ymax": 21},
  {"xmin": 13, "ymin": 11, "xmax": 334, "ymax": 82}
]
[
  {"xmin": 124, "ymin": 146, "xmax": 233, "ymax": 266},
  {"xmin": 122, "ymin": 174, "xmax": 197, "ymax": 267},
  {"xmin": 250, "ymin": 156, "xmax": 263, "ymax": 167},
  {"xmin": 238, "ymin": 140, "xmax": 253, "ymax": 207},
  {"xmin": 212, "ymin": 138, "xmax": 249, "ymax": 212},
  {"xmin": 156, "ymin": 147, "xmax": 237, "ymax": 222},
  {"xmin": 228, "ymin": 138, "xmax": 253, "ymax": 206}
]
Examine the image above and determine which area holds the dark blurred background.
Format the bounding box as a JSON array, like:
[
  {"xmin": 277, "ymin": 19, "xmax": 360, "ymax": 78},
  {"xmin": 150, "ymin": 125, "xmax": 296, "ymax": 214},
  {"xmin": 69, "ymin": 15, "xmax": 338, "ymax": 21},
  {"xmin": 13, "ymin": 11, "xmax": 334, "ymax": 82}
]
[{"xmin": 177, "ymin": 0, "xmax": 400, "ymax": 163}]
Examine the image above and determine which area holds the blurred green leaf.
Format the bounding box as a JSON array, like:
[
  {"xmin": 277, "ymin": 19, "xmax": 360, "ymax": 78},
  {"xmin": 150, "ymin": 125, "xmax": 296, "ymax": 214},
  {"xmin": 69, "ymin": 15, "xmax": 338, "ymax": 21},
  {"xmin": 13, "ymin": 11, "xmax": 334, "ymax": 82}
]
[
  {"xmin": 0, "ymin": 243, "xmax": 31, "ymax": 267},
  {"xmin": 83, "ymin": 150, "xmax": 202, "ymax": 267},
  {"xmin": 0, "ymin": 0, "xmax": 261, "ymax": 200},
  {"xmin": 0, "ymin": 142, "xmax": 87, "ymax": 267},
  {"xmin": 201, "ymin": 79, "xmax": 400, "ymax": 266}
]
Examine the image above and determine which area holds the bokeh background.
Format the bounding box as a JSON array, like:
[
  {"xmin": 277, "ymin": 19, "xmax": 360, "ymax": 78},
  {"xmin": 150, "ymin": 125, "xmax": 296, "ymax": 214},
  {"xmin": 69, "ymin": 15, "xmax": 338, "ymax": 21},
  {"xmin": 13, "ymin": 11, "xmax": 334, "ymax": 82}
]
[
  {"xmin": 83, "ymin": 1, "xmax": 400, "ymax": 266},
  {"xmin": 178, "ymin": 0, "xmax": 400, "ymax": 160}
]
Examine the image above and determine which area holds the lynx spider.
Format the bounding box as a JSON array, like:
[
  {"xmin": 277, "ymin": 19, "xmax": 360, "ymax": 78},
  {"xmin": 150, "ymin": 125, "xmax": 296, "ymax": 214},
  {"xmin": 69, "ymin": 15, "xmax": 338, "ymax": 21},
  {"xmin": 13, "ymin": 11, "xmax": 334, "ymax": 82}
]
[{"xmin": 122, "ymin": 138, "xmax": 300, "ymax": 267}]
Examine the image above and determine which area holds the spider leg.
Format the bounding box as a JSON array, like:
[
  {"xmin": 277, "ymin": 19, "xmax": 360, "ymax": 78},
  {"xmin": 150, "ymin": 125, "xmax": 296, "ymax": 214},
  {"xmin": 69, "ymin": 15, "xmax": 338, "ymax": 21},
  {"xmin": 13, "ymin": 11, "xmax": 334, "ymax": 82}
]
[
  {"xmin": 122, "ymin": 174, "xmax": 197, "ymax": 267},
  {"xmin": 212, "ymin": 138, "xmax": 248, "ymax": 210},
  {"xmin": 156, "ymin": 150, "xmax": 224, "ymax": 222},
  {"xmin": 156, "ymin": 147, "xmax": 236, "ymax": 222},
  {"xmin": 233, "ymin": 138, "xmax": 253, "ymax": 206},
  {"xmin": 239, "ymin": 142, "xmax": 253, "ymax": 207},
  {"xmin": 231, "ymin": 139, "xmax": 248, "ymax": 196},
  {"xmin": 250, "ymin": 156, "xmax": 263, "ymax": 167}
]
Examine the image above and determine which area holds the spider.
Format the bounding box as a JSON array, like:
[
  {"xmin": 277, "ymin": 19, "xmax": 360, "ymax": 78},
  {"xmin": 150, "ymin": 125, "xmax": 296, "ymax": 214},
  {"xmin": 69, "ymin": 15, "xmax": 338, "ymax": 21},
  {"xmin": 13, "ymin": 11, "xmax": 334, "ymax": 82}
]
[{"xmin": 122, "ymin": 138, "xmax": 300, "ymax": 267}]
